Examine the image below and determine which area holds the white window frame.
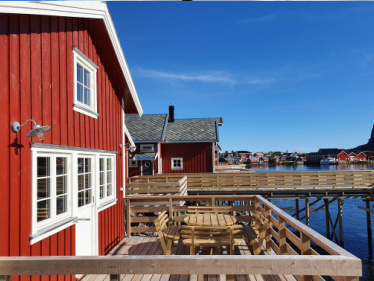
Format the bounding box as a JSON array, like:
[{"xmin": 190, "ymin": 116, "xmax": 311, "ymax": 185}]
[
  {"xmin": 33, "ymin": 152, "xmax": 72, "ymax": 232},
  {"xmin": 31, "ymin": 147, "xmax": 116, "ymax": 245},
  {"xmin": 171, "ymin": 157, "xmax": 183, "ymax": 170},
  {"xmin": 73, "ymin": 47, "xmax": 99, "ymax": 119},
  {"xmin": 140, "ymin": 144, "xmax": 154, "ymax": 153},
  {"xmin": 129, "ymin": 159, "xmax": 138, "ymax": 167},
  {"xmin": 99, "ymin": 155, "xmax": 116, "ymax": 204}
]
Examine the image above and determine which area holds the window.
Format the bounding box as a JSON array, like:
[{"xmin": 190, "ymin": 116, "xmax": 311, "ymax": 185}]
[
  {"xmin": 99, "ymin": 156, "xmax": 115, "ymax": 202},
  {"xmin": 77, "ymin": 157, "xmax": 93, "ymax": 207},
  {"xmin": 171, "ymin": 158, "xmax": 183, "ymax": 170},
  {"xmin": 31, "ymin": 148, "xmax": 116, "ymax": 244},
  {"xmin": 140, "ymin": 144, "xmax": 154, "ymax": 152},
  {"xmin": 129, "ymin": 159, "xmax": 138, "ymax": 167},
  {"xmin": 35, "ymin": 154, "xmax": 71, "ymax": 229},
  {"xmin": 73, "ymin": 48, "xmax": 98, "ymax": 119}
]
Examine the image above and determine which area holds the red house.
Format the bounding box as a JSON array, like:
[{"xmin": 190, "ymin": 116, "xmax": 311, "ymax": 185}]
[
  {"xmin": 126, "ymin": 104, "xmax": 223, "ymax": 175},
  {"xmin": 0, "ymin": 1, "xmax": 142, "ymax": 272},
  {"xmin": 348, "ymin": 152, "xmax": 357, "ymax": 161},
  {"xmin": 337, "ymin": 151, "xmax": 349, "ymax": 161},
  {"xmin": 356, "ymin": 152, "xmax": 367, "ymax": 161}
]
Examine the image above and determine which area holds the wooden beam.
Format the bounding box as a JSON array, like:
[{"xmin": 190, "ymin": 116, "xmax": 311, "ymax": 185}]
[{"xmin": 0, "ymin": 255, "xmax": 362, "ymax": 277}]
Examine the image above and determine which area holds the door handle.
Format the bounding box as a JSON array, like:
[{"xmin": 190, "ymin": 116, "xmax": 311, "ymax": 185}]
[{"xmin": 74, "ymin": 218, "xmax": 90, "ymax": 223}]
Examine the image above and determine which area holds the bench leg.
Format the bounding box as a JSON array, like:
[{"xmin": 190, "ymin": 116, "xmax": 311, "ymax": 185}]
[
  {"xmin": 190, "ymin": 246, "xmax": 196, "ymax": 255},
  {"xmin": 166, "ymin": 239, "xmax": 173, "ymax": 255}
]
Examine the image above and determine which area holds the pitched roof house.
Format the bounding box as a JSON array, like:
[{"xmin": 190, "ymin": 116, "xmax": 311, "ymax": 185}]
[
  {"xmin": 126, "ymin": 104, "xmax": 223, "ymax": 175},
  {"xmin": 0, "ymin": 1, "xmax": 142, "ymax": 267}
]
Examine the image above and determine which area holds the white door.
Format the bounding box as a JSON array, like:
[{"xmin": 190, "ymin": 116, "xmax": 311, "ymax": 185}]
[{"xmin": 75, "ymin": 157, "xmax": 97, "ymax": 256}]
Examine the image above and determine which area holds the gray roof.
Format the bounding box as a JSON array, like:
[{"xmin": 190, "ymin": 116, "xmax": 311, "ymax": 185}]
[
  {"xmin": 165, "ymin": 118, "xmax": 219, "ymax": 142},
  {"xmin": 126, "ymin": 114, "xmax": 167, "ymax": 142},
  {"xmin": 134, "ymin": 152, "xmax": 158, "ymax": 160}
]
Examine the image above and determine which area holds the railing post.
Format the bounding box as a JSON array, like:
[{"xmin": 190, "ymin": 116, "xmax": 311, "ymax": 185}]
[
  {"xmin": 305, "ymin": 198, "xmax": 310, "ymax": 226},
  {"xmin": 0, "ymin": 276, "xmax": 11, "ymax": 281},
  {"xmin": 264, "ymin": 204, "xmax": 272, "ymax": 252},
  {"xmin": 279, "ymin": 217, "xmax": 287, "ymax": 254},
  {"xmin": 110, "ymin": 274, "xmax": 120, "ymax": 281},
  {"xmin": 300, "ymin": 232, "xmax": 312, "ymax": 255},
  {"xmin": 126, "ymin": 198, "xmax": 131, "ymax": 238}
]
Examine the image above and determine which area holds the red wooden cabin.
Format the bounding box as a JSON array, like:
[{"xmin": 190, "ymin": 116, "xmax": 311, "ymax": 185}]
[
  {"xmin": 0, "ymin": 2, "xmax": 142, "ymax": 279},
  {"xmin": 337, "ymin": 151, "xmax": 349, "ymax": 161},
  {"xmin": 126, "ymin": 104, "xmax": 223, "ymax": 175},
  {"xmin": 356, "ymin": 152, "xmax": 367, "ymax": 161}
]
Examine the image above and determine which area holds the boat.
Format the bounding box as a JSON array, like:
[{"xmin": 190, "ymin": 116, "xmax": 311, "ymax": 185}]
[{"xmin": 320, "ymin": 157, "xmax": 337, "ymax": 165}]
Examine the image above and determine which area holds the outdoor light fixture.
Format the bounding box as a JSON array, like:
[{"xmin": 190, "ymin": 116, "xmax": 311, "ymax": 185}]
[
  {"xmin": 125, "ymin": 143, "xmax": 136, "ymax": 153},
  {"xmin": 11, "ymin": 119, "xmax": 51, "ymax": 140}
]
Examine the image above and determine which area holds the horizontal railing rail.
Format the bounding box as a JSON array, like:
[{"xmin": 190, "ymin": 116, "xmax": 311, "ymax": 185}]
[
  {"xmin": 0, "ymin": 255, "xmax": 361, "ymax": 279},
  {"xmin": 130, "ymin": 171, "xmax": 374, "ymax": 192},
  {"xmin": 127, "ymin": 176, "xmax": 187, "ymax": 196}
]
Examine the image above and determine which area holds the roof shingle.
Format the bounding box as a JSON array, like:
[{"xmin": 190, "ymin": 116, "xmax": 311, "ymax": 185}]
[{"xmin": 126, "ymin": 114, "xmax": 167, "ymax": 142}]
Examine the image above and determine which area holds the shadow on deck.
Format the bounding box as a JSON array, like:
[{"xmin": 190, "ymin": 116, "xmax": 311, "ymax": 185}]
[{"xmin": 83, "ymin": 235, "xmax": 297, "ymax": 281}]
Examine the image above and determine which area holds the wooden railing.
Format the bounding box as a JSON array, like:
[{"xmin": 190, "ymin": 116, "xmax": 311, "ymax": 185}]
[
  {"xmin": 125, "ymin": 194, "xmax": 362, "ymax": 281},
  {"xmin": 0, "ymin": 195, "xmax": 361, "ymax": 281},
  {"xmin": 0, "ymin": 254, "xmax": 361, "ymax": 281},
  {"xmin": 130, "ymin": 171, "xmax": 374, "ymax": 192},
  {"xmin": 127, "ymin": 175, "xmax": 187, "ymax": 196}
]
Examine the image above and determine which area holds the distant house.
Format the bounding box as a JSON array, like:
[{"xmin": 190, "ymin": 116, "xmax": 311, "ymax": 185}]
[
  {"xmin": 337, "ymin": 151, "xmax": 350, "ymax": 161},
  {"xmin": 219, "ymin": 158, "xmax": 228, "ymax": 166},
  {"xmin": 306, "ymin": 148, "xmax": 341, "ymax": 164},
  {"xmin": 126, "ymin": 104, "xmax": 223, "ymax": 175},
  {"xmin": 348, "ymin": 152, "xmax": 357, "ymax": 161},
  {"xmin": 356, "ymin": 152, "xmax": 367, "ymax": 161}
]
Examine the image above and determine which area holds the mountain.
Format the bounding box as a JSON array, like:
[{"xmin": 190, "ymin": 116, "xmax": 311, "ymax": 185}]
[{"xmin": 351, "ymin": 125, "xmax": 374, "ymax": 151}]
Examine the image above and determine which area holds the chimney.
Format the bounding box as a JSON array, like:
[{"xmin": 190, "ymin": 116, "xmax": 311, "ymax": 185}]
[{"xmin": 168, "ymin": 102, "xmax": 174, "ymax": 122}]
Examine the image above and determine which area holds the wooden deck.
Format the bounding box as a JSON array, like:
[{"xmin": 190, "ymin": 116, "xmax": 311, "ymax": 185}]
[{"xmin": 82, "ymin": 235, "xmax": 297, "ymax": 281}]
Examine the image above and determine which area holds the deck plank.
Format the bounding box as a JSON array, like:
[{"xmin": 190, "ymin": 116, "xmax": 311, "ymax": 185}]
[{"xmin": 82, "ymin": 235, "xmax": 299, "ymax": 281}]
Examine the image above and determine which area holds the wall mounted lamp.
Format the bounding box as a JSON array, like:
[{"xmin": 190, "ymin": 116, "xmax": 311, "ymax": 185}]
[
  {"xmin": 124, "ymin": 143, "xmax": 136, "ymax": 153},
  {"xmin": 11, "ymin": 119, "xmax": 51, "ymax": 140}
]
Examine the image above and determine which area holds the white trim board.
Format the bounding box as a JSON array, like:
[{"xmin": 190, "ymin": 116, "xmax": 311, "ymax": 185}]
[{"xmin": 0, "ymin": 1, "xmax": 143, "ymax": 116}]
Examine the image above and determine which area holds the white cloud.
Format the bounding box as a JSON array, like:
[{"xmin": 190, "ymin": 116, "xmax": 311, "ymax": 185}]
[
  {"xmin": 238, "ymin": 13, "xmax": 279, "ymax": 24},
  {"xmin": 135, "ymin": 68, "xmax": 236, "ymax": 84},
  {"xmin": 245, "ymin": 77, "xmax": 277, "ymax": 85}
]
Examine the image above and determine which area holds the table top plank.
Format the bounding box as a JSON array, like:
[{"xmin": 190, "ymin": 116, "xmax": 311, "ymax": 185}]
[{"xmin": 184, "ymin": 214, "xmax": 236, "ymax": 226}]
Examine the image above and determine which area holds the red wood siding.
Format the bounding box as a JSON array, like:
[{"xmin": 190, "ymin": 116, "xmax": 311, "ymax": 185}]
[
  {"xmin": 0, "ymin": 13, "xmax": 128, "ymax": 275},
  {"xmin": 161, "ymin": 143, "xmax": 213, "ymax": 173}
]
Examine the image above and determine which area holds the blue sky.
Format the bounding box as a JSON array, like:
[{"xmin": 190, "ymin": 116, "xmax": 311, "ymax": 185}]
[{"xmin": 108, "ymin": 2, "xmax": 374, "ymax": 153}]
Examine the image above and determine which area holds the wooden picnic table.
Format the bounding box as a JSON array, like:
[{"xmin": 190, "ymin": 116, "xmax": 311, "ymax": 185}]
[{"xmin": 184, "ymin": 213, "xmax": 237, "ymax": 227}]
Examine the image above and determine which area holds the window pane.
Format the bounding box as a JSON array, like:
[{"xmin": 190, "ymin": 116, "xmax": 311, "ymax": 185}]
[
  {"xmin": 37, "ymin": 200, "xmax": 50, "ymax": 222},
  {"xmin": 84, "ymin": 88, "xmax": 90, "ymax": 106},
  {"xmin": 56, "ymin": 157, "xmax": 67, "ymax": 175},
  {"xmin": 84, "ymin": 69, "xmax": 90, "ymax": 87},
  {"xmin": 85, "ymin": 174, "xmax": 91, "ymax": 189},
  {"xmin": 78, "ymin": 158, "xmax": 84, "ymax": 174},
  {"xmin": 78, "ymin": 175, "xmax": 84, "ymax": 191},
  {"xmin": 107, "ymin": 171, "xmax": 112, "ymax": 184},
  {"xmin": 56, "ymin": 195, "xmax": 67, "ymax": 215},
  {"xmin": 100, "ymin": 186, "xmax": 104, "ymax": 199},
  {"xmin": 56, "ymin": 176, "xmax": 67, "ymax": 195},
  {"xmin": 78, "ymin": 191, "xmax": 85, "ymax": 207},
  {"xmin": 37, "ymin": 157, "xmax": 50, "ymax": 177},
  {"xmin": 100, "ymin": 171, "xmax": 104, "ymax": 185},
  {"xmin": 77, "ymin": 83, "xmax": 83, "ymax": 103},
  {"xmin": 85, "ymin": 158, "xmax": 91, "ymax": 173},
  {"xmin": 107, "ymin": 158, "xmax": 111, "ymax": 170},
  {"xmin": 100, "ymin": 158, "xmax": 104, "ymax": 171},
  {"xmin": 77, "ymin": 64, "xmax": 83, "ymax": 83},
  {"xmin": 37, "ymin": 178, "xmax": 50, "ymax": 199},
  {"xmin": 85, "ymin": 189, "xmax": 91, "ymax": 204},
  {"xmin": 107, "ymin": 183, "xmax": 112, "ymax": 197}
]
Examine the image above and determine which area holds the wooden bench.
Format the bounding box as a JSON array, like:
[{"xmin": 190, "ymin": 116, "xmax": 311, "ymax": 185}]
[
  {"xmin": 154, "ymin": 211, "xmax": 180, "ymax": 255},
  {"xmin": 241, "ymin": 211, "xmax": 269, "ymax": 255},
  {"xmin": 180, "ymin": 225, "xmax": 242, "ymax": 255},
  {"xmin": 187, "ymin": 206, "xmax": 232, "ymax": 214}
]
